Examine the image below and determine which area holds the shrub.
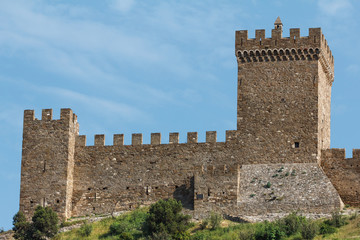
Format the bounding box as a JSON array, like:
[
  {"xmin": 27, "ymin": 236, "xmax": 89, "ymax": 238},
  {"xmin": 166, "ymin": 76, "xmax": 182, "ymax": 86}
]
[
  {"xmin": 118, "ymin": 232, "xmax": 134, "ymax": 240},
  {"xmin": 278, "ymin": 212, "xmax": 306, "ymax": 236},
  {"xmin": 300, "ymin": 221, "xmax": 318, "ymax": 240},
  {"xmin": 13, "ymin": 206, "xmax": 59, "ymax": 240},
  {"xmin": 109, "ymin": 221, "xmax": 130, "ymax": 235},
  {"xmin": 78, "ymin": 222, "xmax": 93, "ymax": 237},
  {"xmin": 349, "ymin": 212, "xmax": 358, "ymax": 220},
  {"xmin": 199, "ymin": 219, "xmax": 208, "ymax": 230},
  {"xmin": 143, "ymin": 199, "xmax": 191, "ymax": 239},
  {"xmin": 326, "ymin": 211, "xmax": 347, "ymax": 228},
  {"xmin": 254, "ymin": 221, "xmax": 285, "ymax": 240},
  {"xmin": 0, "ymin": 227, "xmax": 4, "ymax": 233},
  {"xmin": 319, "ymin": 222, "xmax": 336, "ymax": 235},
  {"xmin": 209, "ymin": 212, "xmax": 222, "ymax": 230},
  {"xmin": 239, "ymin": 228, "xmax": 255, "ymax": 240},
  {"xmin": 31, "ymin": 206, "xmax": 59, "ymax": 239},
  {"xmin": 264, "ymin": 182, "xmax": 271, "ymax": 188},
  {"xmin": 13, "ymin": 211, "xmax": 32, "ymax": 240}
]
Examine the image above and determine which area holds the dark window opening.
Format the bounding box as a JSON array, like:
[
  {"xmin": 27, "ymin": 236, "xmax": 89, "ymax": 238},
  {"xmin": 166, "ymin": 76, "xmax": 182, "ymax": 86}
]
[
  {"xmin": 294, "ymin": 142, "xmax": 300, "ymax": 148},
  {"xmin": 175, "ymin": 185, "xmax": 179, "ymax": 189},
  {"xmin": 88, "ymin": 188, "xmax": 91, "ymax": 191},
  {"xmin": 281, "ymin": 98, "xmax": 285, "ymax": 103},
  {"xmin": 93, "ymin": 207, "xmax": 95, "ymax": 211},
  {"xmin": 146, "ymin": 186, "xmax": 149, "ymax": 195},
  {"xmin": 126, "ymin": 186, "xmax": 130, "ymax": 190},
  {"xmin": 56, "ymin": 199, "xmax": 60, "ymax": 204},
  {"xmin": 43, "ymin": 161, "xmax": 46, "ymax": 173},
  {"xmin": 196, "ymin": 194, "xmax": 204, "ymax": 200},
  {"xmin": 155, "ymin": 186, "xmax": 159, "ymax": 189},
  {"xmin": 30, "ymin": 200, "xmax": 34, "ymax": 204},
  {"xmin": 208, "ymin": 188, "xmax": 211, "ymax": 197},
  {"xmin": 103, "ymin": 187, "xmax": 108, "ymax": 190}
]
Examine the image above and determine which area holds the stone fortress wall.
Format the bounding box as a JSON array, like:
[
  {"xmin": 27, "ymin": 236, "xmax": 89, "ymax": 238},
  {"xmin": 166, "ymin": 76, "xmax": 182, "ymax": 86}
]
[{"xmin": 19, "ymin": 18, "xmax": 359, "ymax": 221}]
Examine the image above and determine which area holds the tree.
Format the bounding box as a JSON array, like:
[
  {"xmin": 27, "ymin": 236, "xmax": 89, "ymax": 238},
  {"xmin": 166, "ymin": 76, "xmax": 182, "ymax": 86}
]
[
  {"xmin": 31, "ymin": 206, "xmax": 59, "ymax": 239},
  {"xmin": 12, "ymin": 211, "xmax": 31, "ymax": 240},
  {"xmin": 13, "ymin": 206, "xmax": 59, "ymax": 240},
  {"xmin": 143, "ymin": 199, "xmax": 191, "ymax": 239}
]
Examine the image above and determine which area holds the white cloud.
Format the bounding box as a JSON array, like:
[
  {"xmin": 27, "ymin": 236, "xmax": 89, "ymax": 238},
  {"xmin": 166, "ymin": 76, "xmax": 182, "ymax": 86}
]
[
  {"xmin": 110, "ymin": 0, "xmax": 135, "ymax": 13},
  {"xmin": 346, "ymin": 64, "xmax": 359, "ymax": 73},
  {"xmin": 318, "ymin": 0, "xmax": 352, "ymax": 16},
  {"xmin": 33, "ymin": 86, "xmax": 147, "ymax": 121}
]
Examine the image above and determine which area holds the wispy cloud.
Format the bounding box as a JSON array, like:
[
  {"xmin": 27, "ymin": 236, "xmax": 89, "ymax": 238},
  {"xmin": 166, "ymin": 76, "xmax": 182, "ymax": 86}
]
[
  {"xmin": 110, "ymin": 0, "xmax": 135, "ymax": 13},
  {"xmin": 33, "ymin": 86, "xmax": 147, "ymax": 121},
  {"xmin": 318, "ymin": 0, "xmax": 352, "ymax": 17}
]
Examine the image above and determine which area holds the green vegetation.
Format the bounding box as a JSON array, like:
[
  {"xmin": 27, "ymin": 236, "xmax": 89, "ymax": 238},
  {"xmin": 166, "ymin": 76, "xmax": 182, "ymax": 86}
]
[
  {"xmin": 143, "ymin": 198, "xmax": 192, "ymax": 239},
  {"xmin": 13, "ymin": 206, "xmax": 59, "ymax": 240},
  {"xmin": 264, "ymin": 182, "xmax": 272, "ymax": 188},
  {"xmin": 44, "ymin": 203, "xmax": 360, "ymax": 240}
]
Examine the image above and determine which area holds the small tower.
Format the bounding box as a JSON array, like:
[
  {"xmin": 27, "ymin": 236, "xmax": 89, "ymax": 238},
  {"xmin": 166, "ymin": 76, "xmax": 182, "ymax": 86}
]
[
  {"xmin": 235, "ymin": 19, "xmax": 334, "ymax": 163},
  {"xmin": 274, "ymin": 16, "xmax": 283, "ymax": 31},
  {"xmin": 19, "ymin": 109, "xmax": 79, "ymax": 219}
]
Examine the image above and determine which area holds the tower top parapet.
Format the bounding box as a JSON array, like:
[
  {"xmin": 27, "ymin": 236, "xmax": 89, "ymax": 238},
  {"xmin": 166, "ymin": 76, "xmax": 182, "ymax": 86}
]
[{"xmin": 235, "ymin": 20, "xmax": 334, "ymax": 82}]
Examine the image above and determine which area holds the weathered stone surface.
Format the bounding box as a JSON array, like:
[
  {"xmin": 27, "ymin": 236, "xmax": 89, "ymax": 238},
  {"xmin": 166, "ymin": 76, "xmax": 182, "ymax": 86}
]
[
  {"xmin": 321, "ymin": 149, "xmax": 360, "ymax": 206},
  {"xmin": 19, "ymin": 20, "xmax": 356, "ymax": 221}
]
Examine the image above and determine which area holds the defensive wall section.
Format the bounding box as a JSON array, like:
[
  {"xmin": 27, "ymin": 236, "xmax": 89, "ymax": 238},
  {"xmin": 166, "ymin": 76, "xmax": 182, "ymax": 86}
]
[
  {"xmin": 321, "ymin": 149, "xmax": 360, "ymax": 206},
  {"xmin": 20, "ymin": 109, "xmax": 344, "ymax": 221}
]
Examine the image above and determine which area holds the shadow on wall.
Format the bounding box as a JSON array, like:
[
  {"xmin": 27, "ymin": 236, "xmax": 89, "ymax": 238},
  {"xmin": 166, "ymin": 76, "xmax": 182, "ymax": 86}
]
[{"xmin": 173, "ymin": 176, "xmax": 194, "ymax": 210}]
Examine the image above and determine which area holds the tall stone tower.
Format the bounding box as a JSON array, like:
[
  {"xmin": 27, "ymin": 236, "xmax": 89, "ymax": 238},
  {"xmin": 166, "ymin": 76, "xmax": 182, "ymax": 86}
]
[
  {"xmin": 235, "ymin": 17, "xmax": 334, "ymax": 164},
  {"xmin": 19, "ymin": 109, "xmax": 79, "ymax": 219}
]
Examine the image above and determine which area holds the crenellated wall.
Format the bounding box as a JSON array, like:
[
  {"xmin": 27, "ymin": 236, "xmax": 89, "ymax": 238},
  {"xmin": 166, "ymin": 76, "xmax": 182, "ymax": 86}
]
[
  {"xmin": 19, "ymin": 20, "xmax": 352, "ymax": 221},
  {"xmin": 321, "ymin": 149, "xmax": 360, "ymax": 206}
]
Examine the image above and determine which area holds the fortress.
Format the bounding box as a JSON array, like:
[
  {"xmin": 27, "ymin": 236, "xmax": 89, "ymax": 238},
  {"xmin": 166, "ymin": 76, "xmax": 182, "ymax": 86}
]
[{"xmin": 19, "ymin": 18, "xmax": 360, "ymax": 221}]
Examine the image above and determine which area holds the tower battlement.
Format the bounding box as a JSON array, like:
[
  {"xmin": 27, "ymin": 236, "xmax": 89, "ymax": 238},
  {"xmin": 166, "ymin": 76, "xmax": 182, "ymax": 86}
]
[
  {"xmin": 23, "ymin": 108, "xmax": 78, "ymax": 124},
  {"xmin": 235, "ymin": 18, "xmax": 334, "ymax": 83}
]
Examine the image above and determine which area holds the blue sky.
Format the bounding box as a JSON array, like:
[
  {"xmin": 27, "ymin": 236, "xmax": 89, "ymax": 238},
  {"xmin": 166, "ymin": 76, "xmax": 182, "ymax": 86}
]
[{"xmin": 1, "ymin": 0, "xmax": 360, "ymax": 230}]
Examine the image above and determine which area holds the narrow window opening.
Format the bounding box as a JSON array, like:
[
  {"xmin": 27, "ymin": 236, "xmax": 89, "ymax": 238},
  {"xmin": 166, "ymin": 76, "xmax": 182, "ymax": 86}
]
[
  {"xmin": 93, "ymin": 207, "xmax": 95, "ymax": 211},
  {"xmin": 56, "ymin": 199, "xmax": 60, "ymax": 204},
  {"xmin": 88, "ymin": 187, "xmax": 91, "ymax": 191},
  {"xmin": 94, "ymin": 193, "xmax": 97, "ymax": 202},
  {"xmin": 146, "ymin": 186, "xmax": 149, "ymax": 195},
  {"xmin": 259, "ymin": 37, "xmax": 262, "ymax": 45},
  {"xmin": 314, "ymin": 36, "xmax": 316, "ymax": 43},
  {"xmin": 275, "ymin": 40, "xmax": 277, "ymax": 46},
  {"xmin": 43, "ymin": 160, "xmax": 46, "ymax": 173},
  {"xmin": 239, "ymin": 78, "xmax": 242, "ymax": 86},
  {"xmin": 208, "ymin": 188, "xmax": 211, "ymax": 197},
  {"xmin": 293, "ymin": 36, "xmax": 296, "ymax": 43},
  {"xmin": 240, "ymin": 38, "xmax": 243, "ymax": 46},
  {"xmin": 294, "ymin": 142, "xmax": 300, "ymax": 148},
  {"xmin": 42, "ymin": 198, "xmax": 46, "ymax": 207}
]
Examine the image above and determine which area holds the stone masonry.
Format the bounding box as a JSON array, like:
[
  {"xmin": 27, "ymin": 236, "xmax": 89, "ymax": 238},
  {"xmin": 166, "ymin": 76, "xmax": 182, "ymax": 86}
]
[{"xmin": 19, "ymin": 18, "xmax": 358, "ymax": 221}]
